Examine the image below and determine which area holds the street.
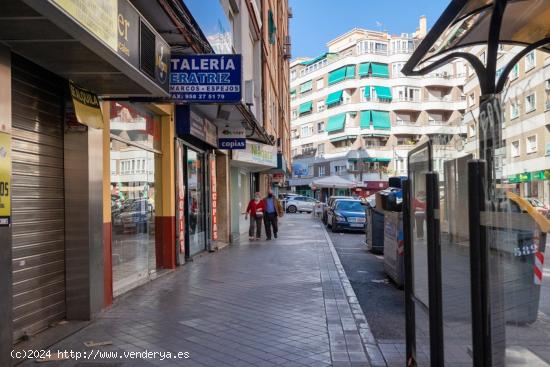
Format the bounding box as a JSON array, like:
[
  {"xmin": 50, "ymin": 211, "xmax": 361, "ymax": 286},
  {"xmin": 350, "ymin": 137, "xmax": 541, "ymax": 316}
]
[{"xmin": 325, "ymin": 219, "xmax": 406, "ymax": 367}]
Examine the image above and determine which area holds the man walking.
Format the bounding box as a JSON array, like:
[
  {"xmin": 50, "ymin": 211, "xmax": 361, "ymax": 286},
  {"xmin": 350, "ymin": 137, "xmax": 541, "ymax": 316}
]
[{"xmin": 263, "ymin": 189, "xmax": 283, "ymax": 240}]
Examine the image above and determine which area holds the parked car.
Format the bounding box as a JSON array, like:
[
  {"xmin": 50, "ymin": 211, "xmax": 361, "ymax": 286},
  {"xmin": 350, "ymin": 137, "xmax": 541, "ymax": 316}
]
[
  {"xmin": 525, "ymin": 197, "xmax": 550, "ymax": 218},
  {"xmin": 326, "ymin": 199, "xmax": 366, "ymax": 232},
  {"xmin": 285, "ymin": 196, "xmax": 319, "ymax": 213},
  {"xmin": 322, "ymin": 196, "xmax": 353, "ymax": 224}
]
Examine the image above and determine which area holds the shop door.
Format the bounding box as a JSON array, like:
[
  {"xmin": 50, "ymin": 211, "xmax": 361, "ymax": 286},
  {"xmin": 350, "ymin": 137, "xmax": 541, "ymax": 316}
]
[
  {"xmin": 186, "ymin": 148, "xmax": 206, "ymax": 257},
  {"xmin": 10, "ymin": 57, "xmax": 66, "ymax": 341}
]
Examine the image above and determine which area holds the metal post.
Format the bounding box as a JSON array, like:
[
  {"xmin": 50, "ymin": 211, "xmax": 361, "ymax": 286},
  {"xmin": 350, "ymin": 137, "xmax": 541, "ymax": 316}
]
[
  {"xmin": 468, "ymin": 160, "xmax": 493, "ymax": 367},
  {"xmin": 426, "ymin": 172, "xmax": 443, "ymax": 367},
  {"xmin": 403, "ymin": 178, "xmax": 416, "ymax": 366}
]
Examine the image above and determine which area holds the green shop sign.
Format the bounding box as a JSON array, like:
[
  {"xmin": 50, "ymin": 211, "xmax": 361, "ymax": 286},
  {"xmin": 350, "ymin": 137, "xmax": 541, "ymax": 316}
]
[{"xmin": 508, "ymin": 170, "xmax": 550, "ymax": 183}]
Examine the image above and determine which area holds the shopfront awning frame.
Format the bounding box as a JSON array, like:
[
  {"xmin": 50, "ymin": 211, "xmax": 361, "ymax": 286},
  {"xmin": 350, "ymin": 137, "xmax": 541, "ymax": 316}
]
[{"xmin": 402, "ymin": 0, "xmax": 550, "ymax": 94}]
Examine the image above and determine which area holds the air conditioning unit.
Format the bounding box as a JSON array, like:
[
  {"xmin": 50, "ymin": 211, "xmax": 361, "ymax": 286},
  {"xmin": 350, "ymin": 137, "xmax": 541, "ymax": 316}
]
[{"xmin": 244, "ymin": 80, "xmax": 254, "ymax": 105}]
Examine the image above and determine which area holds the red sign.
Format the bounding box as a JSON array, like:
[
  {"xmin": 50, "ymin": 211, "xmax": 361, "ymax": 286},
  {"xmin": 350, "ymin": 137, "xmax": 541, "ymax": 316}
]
[
  {"xmin": 176, "ymin": 143, "xmax": 185, "ymax": 254},
  {"xmin": 210, "ymin": 156, "xmax": 218, "ymax": 241}
]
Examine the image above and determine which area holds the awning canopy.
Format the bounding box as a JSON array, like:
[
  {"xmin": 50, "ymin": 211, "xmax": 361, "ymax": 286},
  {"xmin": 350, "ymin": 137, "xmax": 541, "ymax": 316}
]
[
  {"xmin": 360, "ymin": 110, "xmax": 371, "ymax": 129},
  {"xmin": 312, "ymin": 175, "xmax": 356, "ymax": 189},
  {"xmin": 374, "ymin": 86, "xmax": 392, "ymax": 100},
  {"xmin": 329, "ymin": 135, "xmax": 357, "ymax": 143},
  {"xmin": 402, "ymin": 0, "xmax": 550, "ymax": 94},
  {"xmin": 328, "ymin": 65, "xmax": 355, "ymax": 85},
  {"xmin": 300, "ymin": 80, "xmax": 313, "ymax": 93},
  {"xmin": 326, "ymin": 113, "xmax": 347, "ymax": 132},
  {"xmin": 371, "ymin": 63, "xmax": 389, "ymax": 78},
  {"xmin": 298, "ymin": 101, "xmax": 313, "ymax": 114},
  {"xmin": 326, "ymin": 90, "xmax": 343, "ymax": 106},
  {"xmin": 372, "ymin": 110, "xmax": 391, "ymax": 130},
  {"xmin": 363, "ymin": 86, "xmax": 371, "ymax": 99},
  {"xmin": 359, "ymin": 62, "xmax": 371, "ymax": 77}
]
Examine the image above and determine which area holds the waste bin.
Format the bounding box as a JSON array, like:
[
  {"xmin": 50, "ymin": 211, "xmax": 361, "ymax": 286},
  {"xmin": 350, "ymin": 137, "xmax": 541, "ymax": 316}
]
[{"xmin": 366, "ymin": 207, "xmax": 385, "ymax": 253}]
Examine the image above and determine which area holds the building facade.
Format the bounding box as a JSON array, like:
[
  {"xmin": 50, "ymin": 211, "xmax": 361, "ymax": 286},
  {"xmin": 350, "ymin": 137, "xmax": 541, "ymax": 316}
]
[
  {"xmin": 462, "ymin": 45, "xmax": 550, "ymax": 207},
  {"xmin": 288, "ymin": 17, "xmax": 469, "ymax": 196}
]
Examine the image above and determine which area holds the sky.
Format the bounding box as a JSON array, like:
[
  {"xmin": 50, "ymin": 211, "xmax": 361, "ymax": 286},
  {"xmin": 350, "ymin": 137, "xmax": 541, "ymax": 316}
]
[{"xmin": 289, "ymin": 0, "xmax": 449, "ymax": 60}]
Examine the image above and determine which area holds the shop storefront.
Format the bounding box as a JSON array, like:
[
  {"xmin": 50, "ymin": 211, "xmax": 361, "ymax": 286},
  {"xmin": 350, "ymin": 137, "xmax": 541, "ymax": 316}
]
[
  {"xmin": 109, "ymin": 102, "xmax": 163, "ymax": 296},
  {"xmin": 175, "ymin": 105, "xmax": 218, "ymax": 260},
  {"xmin": 230, "ymin": 141, "xmax": 277, "ymax": 240},
  {"xmin": 507, "ymin": 170, "xmax": 550, "ymax": 207}
]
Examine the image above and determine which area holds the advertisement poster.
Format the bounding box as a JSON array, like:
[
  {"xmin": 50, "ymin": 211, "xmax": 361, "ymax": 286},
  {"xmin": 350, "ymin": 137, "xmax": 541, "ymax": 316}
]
[
  {"xmin": 69, "ymin": 81, "xmax": 104, "ymax": 129},
  {"xmin": 0, "ymin": 132, "xmax": 10, "ymax": 226}
]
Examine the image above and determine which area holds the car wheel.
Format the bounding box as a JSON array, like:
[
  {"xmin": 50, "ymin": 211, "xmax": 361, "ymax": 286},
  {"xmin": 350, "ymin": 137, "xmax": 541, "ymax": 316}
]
[{"xmin": 287, "ymin": 205, "xmax": 297, "ymax": 213}]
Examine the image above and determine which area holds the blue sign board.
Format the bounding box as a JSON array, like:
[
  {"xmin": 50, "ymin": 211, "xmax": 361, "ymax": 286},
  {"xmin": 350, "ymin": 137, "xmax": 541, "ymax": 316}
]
[
  {"xmin": 218, "ymin": 126, "xmax": 246, "ymax": 150},
  {"xmin": 170, "ymin": 54, "xmax": 242, "ymax": 103}
]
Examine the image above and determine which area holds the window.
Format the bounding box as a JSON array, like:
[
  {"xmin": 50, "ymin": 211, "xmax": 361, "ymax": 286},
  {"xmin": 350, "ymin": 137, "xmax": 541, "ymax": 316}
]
[
  {"xmin": 364, "ymin": 138, "xmax": 381, "ymax": 148},
  {"xmin": 291, "ymin": 148, "xmax": 298, "ymax": 157},
  {"xmin": 301, "ymin": 125, "xmax": 313, "ymax": 138},
  {"xmin": 391, "ymin": 63, "xmax": 404, "ymax": 78},
  {"xmin": 343, "ymin": 90, "xmax": 352, "ymax": 104},
  {"xmin": 290, "ymin": 70, "xmax": 297, "ymax": 81},
  {"xmin": 291, "ymin": 129, "xmax": 298, "ymax": 139},
  {"xmin": 318, "ymin": 166, "xmax": 326, "ymax": 177},
  {"xmin": 268, "ymin": 9, "xmax": 276, "ymax": 44},
  {"xmin": 302, "ymin": 143, "xmax": 314, "ymax": 154},
  {"xmin": 525, "ymin": 93, "xmax": 536, "ymax": 113},
  {"xmin": 526, "ymin": 135, "xmax": 537, "ymax": 154},
  {"xmin": 546, "ymin": 80, "xmax": 550, "ymax": 111},
  {"xmin": 511, "ymin": 63, "xmax": 519, "ymax": 79},
  {"xmin": 317, "ymin": 121, "xmax": 325, "ymax": 133},
  {"xmin": 334, "ymin": 165, "xmax": 346, "ymax": 174},
  {"xmin": 510, "ymin": 101, "xmax": 519, "ymax": 119},
  {"xmin": 511, "ymin": 140, "xmax": 520, "ymax": 157},
  {"xmin": 291, "ymin": 109, "xmax": 298, "ymax": 119},
  {"xmin": 361, "ymin": 87, "xmax": 371, "ymax": 102},
  {"xmin": 317, "ymin": 143, "xmax": 325, "ymax": 155},
  {"xmin": 316, "ymin": 78, "xmax": 324, "ymax": 90},
  {"xmin": 525, "ymin": 51, "xmax": 535, "ymax": 71}
]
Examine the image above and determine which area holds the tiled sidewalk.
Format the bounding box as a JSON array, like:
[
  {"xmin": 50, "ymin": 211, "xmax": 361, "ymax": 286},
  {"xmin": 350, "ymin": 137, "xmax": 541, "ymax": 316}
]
[{"xmin": 21, "ymin": 214, "xmax": 383, "ymax": 367}]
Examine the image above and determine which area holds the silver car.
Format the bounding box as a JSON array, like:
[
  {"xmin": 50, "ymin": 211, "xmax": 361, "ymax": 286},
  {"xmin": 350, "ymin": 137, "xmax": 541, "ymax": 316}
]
[{"xmin": 285, "ymin": 196, "xmax": 318, "ymax": 213}]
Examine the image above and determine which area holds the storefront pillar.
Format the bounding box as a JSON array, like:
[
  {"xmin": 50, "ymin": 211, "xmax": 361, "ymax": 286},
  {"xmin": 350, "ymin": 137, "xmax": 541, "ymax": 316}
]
[
  {"xmin": 156, "ymin": 107, "xmax": 176, "ymax": 269},
  {"xmin": 64, "ymin": 120, "xmax": 104, "ymax": 320},
  {"xmin": 102, "ymin": 103, "xmax": 113, "ymax": 307},
  {"xmin": 215, "ymin": 153, "xmax": 231, "ymax": 247},
  {"xmin": 0, "ymin": 44, "xmax": 12, "ymax": 367}
]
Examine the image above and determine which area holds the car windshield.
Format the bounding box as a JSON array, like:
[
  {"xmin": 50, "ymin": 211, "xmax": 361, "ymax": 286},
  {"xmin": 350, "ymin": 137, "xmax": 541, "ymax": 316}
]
[{"xmin": 336, "ymin": 201, "xmax": 363, "ymax": 211}]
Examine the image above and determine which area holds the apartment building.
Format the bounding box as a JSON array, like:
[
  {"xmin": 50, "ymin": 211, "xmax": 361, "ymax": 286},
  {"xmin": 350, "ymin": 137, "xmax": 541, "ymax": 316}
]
[
  {"xmin": 288, "ymin": 17, "xmax": 468, "ymax": 196},
  {"xmin": 462, "ymin": 45, "xmax": 550, "ymax": 206}
]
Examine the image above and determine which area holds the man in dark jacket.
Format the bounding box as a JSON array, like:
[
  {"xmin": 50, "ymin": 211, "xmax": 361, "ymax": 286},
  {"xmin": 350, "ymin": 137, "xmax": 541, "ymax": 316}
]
[{"xmin": 263, "ymin": 189, "xmax": 283, "ymax": 240}]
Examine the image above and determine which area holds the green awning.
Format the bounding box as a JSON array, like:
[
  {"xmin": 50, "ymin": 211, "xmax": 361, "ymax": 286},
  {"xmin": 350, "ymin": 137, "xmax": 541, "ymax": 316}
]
[
  {"xmin": 330, "ymin": 135, "xmax": 357, "ymax": 143},
  {"xmin": 298, "ymin": 101, "xmax": 313, "ymax": 115},
  {"xmin": 328, "ymin": 67, "xmax": 346, "ymax": 85},
  {"xmin": 374, "ymin": 86, "xmax": 392, "ymax": 100},
  {"xmin": 300, "ymin": 80, "xmax": 312, "ymax": 93},
  {"xmin": 372, "ymin": 110, "xmax": 391, "ymax": 130},
  {"xmin": 326, "ymin": 90, "xmax": 343, "ymax": 106},
  {"xmin": 326, "ymin": 113, "xmax": 346, "ymax": 132},
  {"xmin": 290, "ymin": 88, "xmax": 296, "ymax": 95},
  {"xmin": 300, "ymin": 52, "xmax": 334, "ymax": 66},
  {"xmin": 371, "ymin": 63, "xmax": 389, "ymax": 78},
  {"xmin": 359, "ymin": 62, "xmax": 371, "ymax": 77},
  {"xmin": 345, "ymin": 65, "xmax": 356, "ymax": 79},
  {"xmin": 375, "ymin": 158, "xmax": 391, "ymax": 163},
  {"xmin": 359, "ymin": 110, "xmax": 371, "ymax": 129},
  {"xmin": 363, "ymin": 86, "xmax": 371, "ymax": 99}
]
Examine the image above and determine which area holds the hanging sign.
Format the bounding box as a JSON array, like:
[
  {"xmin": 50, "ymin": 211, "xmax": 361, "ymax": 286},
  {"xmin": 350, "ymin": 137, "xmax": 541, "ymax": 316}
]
[
  {"xmin": 69, "ymin": 81, "xmax": 104, "ymax": 129},
  {"xmin": 218, "ymin": 126, "xmax": 246, "ymax": 149},
  {"xmin": 0, "ymin": 132, "xmax": 11, "ymax": 226},
  {"xmin": 170, "ymin": 54, "xmax": 242, "ymax": 103}
]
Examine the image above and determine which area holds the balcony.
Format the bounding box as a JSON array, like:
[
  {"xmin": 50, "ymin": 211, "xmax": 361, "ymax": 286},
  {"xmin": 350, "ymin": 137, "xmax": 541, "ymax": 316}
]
[
  {"xmin": 391, "ymin": 97, "xmax": 423, "ymax": 111},
  {"xmin": 421, "ymin": 96, "xmax": 466, "ymax": 110}
]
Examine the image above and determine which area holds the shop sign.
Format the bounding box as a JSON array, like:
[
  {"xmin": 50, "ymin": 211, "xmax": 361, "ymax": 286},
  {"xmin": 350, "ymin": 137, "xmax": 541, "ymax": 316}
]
[
  {"xmin": 175, "ymin": 105, "xmax": 217, "ymax": 146},
  {"xmin": 50, "ymin": 0, "xmax": 169, "ymax": 91},
  {"xmin": 218, "ymin": 126, "xmax": 246, "ymax": 149},
  {"xmin": 508, "ymin": 175, "xmax": 520, "ymax": 184},
  {"xmin": 532, "ymin": 171, "xmax": 546, "ymax": 181},
  {"xmin": 170, "ymin": 54, "xmax": 242, "ymax": 103},
  {"xmin": 272, "ymin": 173, "xmax": 285, "ymax": 183},
  {"xmin": 292, "ymin": 162, "xmax": 310, "ymax": 177},
  {"xmin": 232, "ymin": 142, "xmax": 277, "ymax": 167},
  {"xmin": 69, "ymin": 81, "xmax": 104, "ymax": 129},
  {"xmin": 0, "ymin": 132, "xmax": 10, "ymax": 226},
  {"xmin": 176, "ymin": 143, "xmax": 186, "ymax": 256},
  {"xmin": 518, "ymin": 172, "xmax": 531, "ymax": 182},
  {"xmin": 210, "ymin": 156, "xmax": 218, "ymax": 241}
]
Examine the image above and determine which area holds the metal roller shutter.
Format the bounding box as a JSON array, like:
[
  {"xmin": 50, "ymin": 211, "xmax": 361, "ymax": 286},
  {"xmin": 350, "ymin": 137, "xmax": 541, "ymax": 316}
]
[{"xmin": 11, "ymin": 56, "xmax": 65, "ymax": 341}]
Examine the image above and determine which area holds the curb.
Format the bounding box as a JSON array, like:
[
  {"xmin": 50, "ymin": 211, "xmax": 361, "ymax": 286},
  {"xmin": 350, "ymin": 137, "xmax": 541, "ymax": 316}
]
[{"xmin": 321, "ymin": 224, "xmax": 387, "ymax": 367}]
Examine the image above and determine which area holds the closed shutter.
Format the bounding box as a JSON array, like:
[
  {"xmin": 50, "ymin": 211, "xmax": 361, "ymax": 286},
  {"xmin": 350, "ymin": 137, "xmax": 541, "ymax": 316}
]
[{"xmin": 11, "ymin": 56, "xmax": 65, "ymax": 341}]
